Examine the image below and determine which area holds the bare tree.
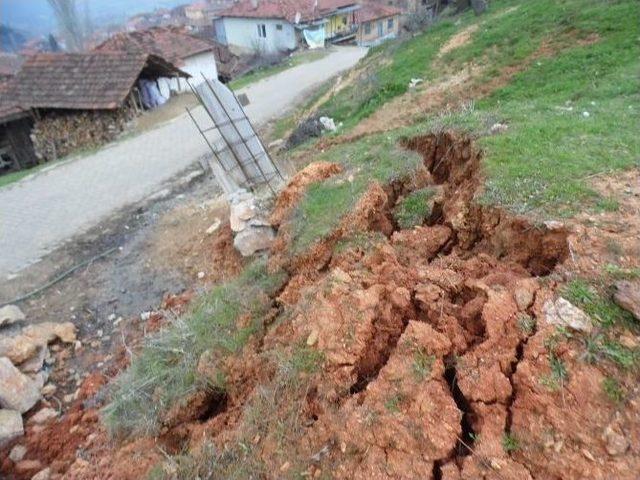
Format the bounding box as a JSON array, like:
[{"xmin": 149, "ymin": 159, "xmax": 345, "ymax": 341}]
[{"xmin": 46, "ymin": 0, "xmax": 84, "ymax": 52}]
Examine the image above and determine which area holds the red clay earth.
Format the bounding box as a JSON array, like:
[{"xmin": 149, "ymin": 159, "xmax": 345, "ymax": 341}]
[{"xmin": 3, "ymin": 132, "xmax": 638, "ymax": 479}]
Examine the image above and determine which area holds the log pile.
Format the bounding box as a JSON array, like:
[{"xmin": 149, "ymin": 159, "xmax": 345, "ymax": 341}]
[{"xmin": 31, "ymin": 102, "xmax": 137, "ymax": 161}]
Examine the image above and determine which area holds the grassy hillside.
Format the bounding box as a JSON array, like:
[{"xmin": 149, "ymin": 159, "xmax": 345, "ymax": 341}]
[{"xmin": 314, "ymin": 0, "xmax": 639, "ymax": 217}]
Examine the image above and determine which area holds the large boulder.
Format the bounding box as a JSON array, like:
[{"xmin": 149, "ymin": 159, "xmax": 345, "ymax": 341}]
[
  {"xmin": 0, "ymin": 357, "xmax": 40, "ymax": 413},
  {"xmin": 614, "ymin": 280, "xmax": 640, "ymax": 321},
  {"xmin": 0, "ymin": 409, "xmax": 23, "ymax": 446},
  {"xmin": 0, "ymin": 305, "xmax": 25, "ymax": 328},
  {"xmin": 233, "ymin": 225, "xmax": 275, "ymax": 257}
]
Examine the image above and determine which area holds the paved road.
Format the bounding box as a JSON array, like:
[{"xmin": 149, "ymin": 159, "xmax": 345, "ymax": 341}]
[{"xmin": 0, "ymin": 46, "xmax": 367, "ymax": 278}]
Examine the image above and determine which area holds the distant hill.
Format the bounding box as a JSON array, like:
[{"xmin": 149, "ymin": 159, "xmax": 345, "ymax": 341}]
[{"xmin": 0, "ymin": 0, "xmax": 188, "ymax": 37}]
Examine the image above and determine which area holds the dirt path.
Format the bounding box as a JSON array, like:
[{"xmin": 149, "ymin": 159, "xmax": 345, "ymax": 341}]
[{"xmin": 0, "ymin": 46, "xmax": 367, "ymax": 279}]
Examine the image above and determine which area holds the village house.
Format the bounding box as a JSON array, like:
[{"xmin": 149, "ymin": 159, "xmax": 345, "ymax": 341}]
[
  {"xmin": 95, "ymin": 27, "xmax": 238, "ymax": 89},
  {"xmin": 355, "ymin": 3, "xmax": 401, "ymax": 46},
  {"xmin": 213, "ymin": 0, "xmax": 361, "ymax": 54},
  {"xmin": 185, "ymin": 0, "xmax": 238, "ymax": 37},
  {"xmin": 0, "ymin": 53, "xmax": 23, "ymax": 83},
  {"xmin": 0, "ymin": 51, "xmax": 188, "ymax": 166}
]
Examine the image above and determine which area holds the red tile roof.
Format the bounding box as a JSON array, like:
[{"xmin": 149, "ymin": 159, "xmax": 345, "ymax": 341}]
[
  {"xmin": 94, "ymin": 27, "xmax": 214, "ymax": 66},
  {"xmin": 218, "ymin": 0, "xmax": 358, "ymax": 23},
  {"xmin": 356, "ymin": 2, "xmax": 401, "ymax": 23},
  {"xmin": 5, "ymin": 52, "xmax": 188, "ymax": 111},
  {"xmin": 0, "ymin": 53, "xmax": 24, "ymax": 78}
]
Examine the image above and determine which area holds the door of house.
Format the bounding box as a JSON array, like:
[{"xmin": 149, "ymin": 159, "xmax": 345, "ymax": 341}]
[{"xmin": 377, "ymin": 20, "xmax": 383, "ymax": 37}]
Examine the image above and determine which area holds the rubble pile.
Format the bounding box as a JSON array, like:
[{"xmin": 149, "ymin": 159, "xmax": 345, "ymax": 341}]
[
  {"xmin": 0, "ymin": 305, "xmax": 77, "ymax": 449},
  {"xmin": 228, "ymin": 190, "xmax": 275, "ymax": 257}
]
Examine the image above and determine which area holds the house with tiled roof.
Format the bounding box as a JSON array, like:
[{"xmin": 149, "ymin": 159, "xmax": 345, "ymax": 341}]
[
  {"xmin": 0, "ymin": 51, "xmax": 188, "ymax": 170},
  {"xmin": 213, "ymin": 0, "xmax": 361, "ymax": 54},
  {"xmin": 95, "ymin": 27, "xmax": 239, "ymax": 89},
  {"xmin": 355, "ymin": 3, "xmax": 401, "ymax": 46}
]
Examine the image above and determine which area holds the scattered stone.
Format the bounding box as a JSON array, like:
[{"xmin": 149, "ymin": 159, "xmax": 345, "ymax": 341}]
[
  {"xmin": 613, "ymin": 280, "xmax": 640, "ymax": 321},
  {"xmin": 9, "ymin": 444, "xmax": 27, "ymax": 462},
  {"xmin": 32, "ymin": 467, "xmax": 51, "ymax": 480},
  {"xmin": 582, "ymin": 111, "xmax": 590, "ymax": 117},
  {"xmin": 15, "ymin": 459, "xmax": 42, "ymax": 475},
  {"xmin": 543, "ymin": 220, "xmax": 565, "ymax": 231},
  {"xmin": 22, "ymin": 322, "xmax": 77, "ymax": 344},
  {"xmin": 233, "ymin": 225, "xmax": 275, "ymax": 257},
  {"xmin": 581, "ymin": 448, "xmax": 595, "ymax": 462},
  {"xmin": 30, "ymin": 407, "xmax": 57, "ymax": 424},
  {"xmin": 489, "ymin": 122, "xmax": 508, "ymax": 135},
  {"xmin": 205, "ymin": 218, "xmax": 222, "ymax": 235},
  {"xmin": 63, "ymin": 392, "xmax": 76, "ymax": 403},
  {"xmin": 408, "ymin": 78, "xmax": 423, "ymax": 88},
  {"xmin": 0, "ymin": 335, "xmax": 40, "ymax": 364},
  {"xmin": 197, "ymin": 271, "xmax": 205, "ymax": 279},
  {"xmin": 229, "ymin": 196, "xmax": 257, "ymax": 233},
  {"xmin": 0, "ymin": 409, "xmax": 23, "ymax": 445},
  {"xmin": 319, "ymin": 116, "xmax": 337, "ymax": 132},
  {"xmin": 619, "ymin": 334, "xmax": 639, "ymax": 349},
  {"xmin": 74, "ymin": 340, "xmax": 82, "ymax": 351},
  {"xmin": 306, "ymin": 330, "xmax": 319, "ymax": 347},
  {"xmin": 18, "ymin": 345, "xmax": 47, "ymax": 373},
  {"xmin": 107, "ymin": 313, "xmax": 116, "ymax": 321},
  {"xmin": 41, "ymin": 384, "xmax": 57, "ymax": 397},
  {"xmin": 267, "ymin": 138, "xmax": 284, "ymax": 149},
  {"xmin": 602, "ymin": 424, "xmax": 629, "ymax": 456},
  {"xmin": 0, "ymin": 357, "xmax": 41, "ymax": 413},
  {"xmin": 542, "ymin": 297, "xmax": 592, "ymax": 333},
  {"xmin": 0, "ymin": 305, "xmax": 26, "ymax": 327},
  {"xmin": 140, "ymin": 311, "xmax": 152, "ymax": 321}
]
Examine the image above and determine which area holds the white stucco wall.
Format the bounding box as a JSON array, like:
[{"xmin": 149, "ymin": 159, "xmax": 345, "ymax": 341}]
[
  {"xmin": 217, "ymin": 17, "xmax": 296, "ymax": 54},
  {"xmin": 158, "ymin": 51, "xmax": 219, "ymax": 98}
]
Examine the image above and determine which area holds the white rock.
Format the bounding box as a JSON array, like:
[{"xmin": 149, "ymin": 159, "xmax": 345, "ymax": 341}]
[
  {"xmin": 205, "ymin": 218, "xmax": 222, "ymax": 235},
  {"xmin": 31, "ymin": 467, "xmax": 51, "ymax": 480},
  {"xmin": 0, "ymin": 305, "xmax": 26, "ymax": 327},
  {"xmin": 489, "ymin": 123, "xmax": 508, "ymax": 134},
  {"xmin": 0, "ymin": 409, "xmax": 23, "ymax": 446},
  {"xmin": 602, "ymin": 424, "xmax": 629, "ymax": 456},
  {"xmin": 30, "ymin": 407, "xmax": 57, "ymax": 424},
  {"xmin": 233, "ymin": 226, "xmax": 275, "ymax": 257},
  {"xmin": 41, "ymin": 384, "xmax": 57, "ymax": 397},
  {"xmin": 542, "ymin": 298, "xmax": 592, "ymax": 333},
  {"xmin": 319, "ymin": 116, "xmax": 337, "ymax": 132},
  {"xmin": 107, "ymin": 313, "xmax": 116, "ymax": 321},
  {"xmin": 197, "ymin": 271, "xmax": 205, "ymax": 279},
  {"xmin": 0, "ymin": 357, "xmax": 41, "ymax": 412},
  {"xmin": 140, "ymin": 311, "xmax": 152, "ymax": 321},
  {"xmin": 9, "ymin": 444, "xmax": 27, "ymax": 462}
]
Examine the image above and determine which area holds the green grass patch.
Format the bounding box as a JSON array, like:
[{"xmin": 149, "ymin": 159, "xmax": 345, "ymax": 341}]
[
  {"xmin": 291, "ymin": 133, "xmax": 421, "ymax": 252},
  {"xmin": 412, "ymin": 349, "xmax": 436, "ymax": 381},
  {"xmin": 562, "ymin": 279, "xmax": 637, "ymax": 330},
  {"xmin": 102, "ymin": 258, "xmax": 287, "ymax": 437},
  {"xmin": 393, "ymin": 187, "xmax": 436, "ymax": 229},
  {"xmin": 230, "ymin": 50, "xmax": 329, "ymax": 91},
  {"xmin": 502, "ymin": 433, "xmax": 521, "ymax": 453},
  {"xmin": 317, "ymin": 21, "xmax": 457, "ymax": 129},
  {"xmin": 602, "ymin": 376, "xmax": 624, "ymax": 404}
]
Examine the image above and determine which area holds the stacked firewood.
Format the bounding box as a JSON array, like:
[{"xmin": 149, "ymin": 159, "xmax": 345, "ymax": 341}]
[{"xmin": 31, "ymin": 103, "xmax": 137, "ymax": 161}]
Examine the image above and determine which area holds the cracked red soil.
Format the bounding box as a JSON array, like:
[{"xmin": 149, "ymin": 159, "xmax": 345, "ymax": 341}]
[{"xmin": 4, "ymin": 132, "xmax": 638, "ymax": 479}]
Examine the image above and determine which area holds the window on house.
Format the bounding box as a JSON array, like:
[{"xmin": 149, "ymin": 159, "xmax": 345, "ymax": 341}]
[
  {"xmin": 342, "ymin": 16, "xmax": 347, "ymax": 25},
  {"xmin": 387, "ymin": 18, "xmax": 394, "ymax": 29},
  {"xmin": 364, "ymin": 22, "xmax": 371, "ymax": 34},
  {"xmin": 257, "ymin": 24, "xmax": 267, "ymax": 37},
  {"xmin": 276, "ymin": 23, "xmax": 283, "ymax": 30}
]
